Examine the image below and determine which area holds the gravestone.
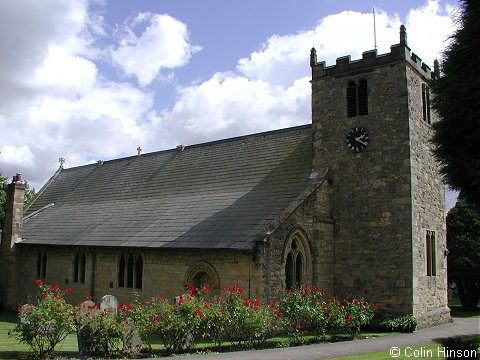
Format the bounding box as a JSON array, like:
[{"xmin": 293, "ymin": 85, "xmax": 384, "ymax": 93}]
[
  {"xmin": 100, "ymin": 294, "xmax": 118, "ymax": 315},
  {"xmin": 76, "ymin": 300, "xmax": 102, "ymax": 356},
  {"xmin": 123, "ymin": 318, "xmax": 144, "ymax": 356}
]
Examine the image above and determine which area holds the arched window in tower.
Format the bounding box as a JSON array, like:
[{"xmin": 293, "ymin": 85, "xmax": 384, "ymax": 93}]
[
  {"xmin": 135, "ymin": 255, "xmax": 143, "ymax": 289},
  {"xmin": 347, "ymin": 80, "xmax": 357, "ymax": 118},
  {"xmin": 422, "ymin": 83, "xmax": 431, "ymax": 124},
  {"xmin": 358, "ymin": 78, "xmax": 368, "ymax": 115}
]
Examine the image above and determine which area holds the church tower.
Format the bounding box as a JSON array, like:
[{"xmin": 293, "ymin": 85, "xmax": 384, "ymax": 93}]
[{"xmin": 310, "ymin": 25, "xmax": 450, "ymax": 327}]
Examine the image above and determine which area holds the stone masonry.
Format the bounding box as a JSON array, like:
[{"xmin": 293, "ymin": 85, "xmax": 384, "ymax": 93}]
[{"xmin": 309, "ymin": 26, "xmax": 449, "ymax": 327}]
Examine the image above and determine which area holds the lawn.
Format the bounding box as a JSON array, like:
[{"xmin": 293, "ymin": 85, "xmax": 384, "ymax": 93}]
[
  {"xmin": 1, "ymin": 306, "xmax": 478, "ymax": 360},
  {"xmin": 0, "ymin": 311, "xmax": 395, "ymax": 359},
  {"xmin": 327, "ymin": 343, "xmax": 453, "ymax": 360}
]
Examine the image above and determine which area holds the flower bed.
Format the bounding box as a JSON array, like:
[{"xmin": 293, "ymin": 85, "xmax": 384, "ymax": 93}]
[{"xmin": 13, "ymin": 281, "xmax": 376, "ymax": 358}]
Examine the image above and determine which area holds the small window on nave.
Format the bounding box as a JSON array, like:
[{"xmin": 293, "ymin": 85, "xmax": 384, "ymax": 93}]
[{"xmin": 118, "ymin": 253, "xmax": 143, "ymax": 289}]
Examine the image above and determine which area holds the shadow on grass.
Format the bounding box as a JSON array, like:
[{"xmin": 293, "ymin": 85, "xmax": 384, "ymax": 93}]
[{"xmin": 450, "ymin": 306, "xmax": 480, "ymax": 318}]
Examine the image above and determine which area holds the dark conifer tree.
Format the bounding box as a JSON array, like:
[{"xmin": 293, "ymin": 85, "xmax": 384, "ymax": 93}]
[{"xmin": 430, "ymin": 0, "xmax": 480, "ymax": 205}]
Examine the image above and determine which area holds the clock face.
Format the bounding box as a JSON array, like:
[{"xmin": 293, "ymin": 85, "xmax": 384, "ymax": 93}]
[{"xmin": 346, "ymin": 126, "xmax": 370, "ymax": 153}]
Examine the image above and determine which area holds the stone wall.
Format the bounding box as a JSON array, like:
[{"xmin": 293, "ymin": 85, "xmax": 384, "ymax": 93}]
[
  {"xmin": 406, "ymin": 64, "xmax": 449, "ymax": 327},
  {"xmin": 310, "ymin": 40, "xmax": 449, "ymax": 327},
  {"xmin": 312, "ymin": 58, "xmax": 414, "ymax": 314},
  {"xmin": 259, "ymin": 182, "xmax": 334, "ymax": 300},
  {"xmin": 13, "ymin": 246, "xmax": 261, "ymax": 306}
]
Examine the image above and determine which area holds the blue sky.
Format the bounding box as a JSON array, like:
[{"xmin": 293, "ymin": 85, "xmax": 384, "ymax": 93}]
[{"xmin": 0, "ymin": 0, "xmax": 458, "ymax": 208}]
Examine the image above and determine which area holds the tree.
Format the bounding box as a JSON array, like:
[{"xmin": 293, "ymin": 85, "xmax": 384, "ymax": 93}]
[
  {"xmin": 430, "ymin": 0, "xmax": 480, "ymax": 205},
  {"xmin": 446, "ymin": 195, "xmax": 480, "ymax": 310}
]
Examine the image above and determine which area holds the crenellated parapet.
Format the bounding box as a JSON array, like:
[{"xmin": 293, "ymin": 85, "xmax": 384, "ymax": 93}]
[{"xmin": 311, "ymin": 25, "xmax": 438, "ymax": 81}]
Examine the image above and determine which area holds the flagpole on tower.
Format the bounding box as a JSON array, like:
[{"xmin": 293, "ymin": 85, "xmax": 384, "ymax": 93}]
[{"xmin": 373, "ymin": 6, "xmax": 377, "ymax": 51}]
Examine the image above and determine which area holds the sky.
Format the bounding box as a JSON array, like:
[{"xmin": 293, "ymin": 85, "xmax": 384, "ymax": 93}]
[{"xmin": 0, "ymin": 0, "xmax": 459, "ymax": 208}]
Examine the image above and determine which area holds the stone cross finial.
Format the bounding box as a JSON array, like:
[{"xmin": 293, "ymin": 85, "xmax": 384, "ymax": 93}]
[
  {"xmin": 59, "ymin": 157, "xmax": 65, "ymax": 169},
  {"xmin": 137, "ymin": 146, "xmax": 142, "ymax": 156}
]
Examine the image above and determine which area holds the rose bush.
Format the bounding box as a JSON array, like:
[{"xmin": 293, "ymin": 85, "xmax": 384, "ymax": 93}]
[
  {"xmin": 13, "ymin": 280, "xmax": 75, "ymax": 359},
  {"xmin": 15, "ymin": 281, "xmax": 376, "ymax": 357},
  {"xmin": 127, "ymin": 285, "xmax": 207, "ymax": 353},
  {"xmin": 201, "ymin": 285, "xmax": 278, "ymax": 347},
  {"xmin": 75, "ymin": 298, "xmax": 124, "ymax": 356}
]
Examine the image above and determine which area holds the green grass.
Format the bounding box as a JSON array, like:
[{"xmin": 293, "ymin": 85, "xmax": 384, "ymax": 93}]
[
  {"xmin": 326, "ymin": 343, "xmax": 448, "ymax": 360},
  {"xmin": 1, "ymin": 310, "xmax": 475, "ymax": 360},
  {"xmin": 0, "ymin": 311, "xmax": 398, "ymax": 359},
  {"xmin": 0, "ymin": 312, "xmax": 78, "ymax": 359}
]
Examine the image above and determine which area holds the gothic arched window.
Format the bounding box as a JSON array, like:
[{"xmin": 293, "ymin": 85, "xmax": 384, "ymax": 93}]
[
  {"xmin": 283, "ymin": 228, "xmax": 312, "ymax": 290},
  {"xmin": 135, "ymin": 255, "xmax": 143, "ymax": 289},
  {"xmin": 127, "ymin": 254, "xmax": 134, "ymax": 288},
  {"xmin": 118, "ymin": 254, "xmax": 125, "ymax": 288},
  {"xmin": 73, "ymin": 252, "xmax": 86, "ymax": 283},
  {"xmin": 184, "ymin": 261, "xmax": 220, "ymax": 293},
  {"xmin": 118, "ymin": 253, "xmax": 143, "ymax": 289}
]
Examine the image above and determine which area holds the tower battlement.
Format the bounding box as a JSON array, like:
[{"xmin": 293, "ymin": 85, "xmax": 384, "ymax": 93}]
[{"xmin": 311, "ymin": 25, "xmax": 439, "ymax": 81}]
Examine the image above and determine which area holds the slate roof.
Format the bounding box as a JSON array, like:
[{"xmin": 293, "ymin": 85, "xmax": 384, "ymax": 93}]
[{"xmin": 22, "ymin": 125, "xmax": 314, "ymax": 250}]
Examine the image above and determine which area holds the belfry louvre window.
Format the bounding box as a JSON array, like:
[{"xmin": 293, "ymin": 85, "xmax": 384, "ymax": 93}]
[
  {"xmin": 426, "ymin": 230, "xmax": 436, "ymax": 276},
  {"xmin": 422, "ymin": 83, "xmax": 431, "ymax": 124},
  {"xmin": 347, "ymin": 81, "xmax": 357, "ymax": 117},
  {"xmin": 347, "ymin": 79, "xmax": 368, "ymax": 117},
  {"xmin": 118, "ymin": 253, "xmax": 143, "ymax": 289}
]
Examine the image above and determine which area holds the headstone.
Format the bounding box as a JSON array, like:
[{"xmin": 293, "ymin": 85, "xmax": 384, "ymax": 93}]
[
  {"xmin": 76, "ymin": 300, "xmax": 102, "ymax": 356},
  {"xmin": 100, "ymin": 294, "xmax": 118, "ymax": 315},
  {"xmin": 123, "ymin": 318, "xmax": 144, "ymax": 356}
]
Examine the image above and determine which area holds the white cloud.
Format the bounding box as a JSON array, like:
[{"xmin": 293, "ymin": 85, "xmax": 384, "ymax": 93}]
[
  {"xmin": 156, "ymin": 73, "xmax": 310, "ymax": 145},
  {"xmin": 154, "ymin": 1, "xmax": 455, "ymax": 147},
  {"xmin": 0, "ymin": 145, "xmax": 34, "ymax": 167},
  {"xmin": 110, "ymin": 13, "xmax": 202, "ymax": 86},
  {"xmin": 0, "ymin": 0, "xmax": 456, "ymax": 192},
  {"xmin": 0, "ymin": 1, "xmax": 199, "ymax": 188}
]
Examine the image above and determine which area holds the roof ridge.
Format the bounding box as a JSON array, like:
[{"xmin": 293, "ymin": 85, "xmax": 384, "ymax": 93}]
[{"xmin": 60, "ymin": 124, "xmax": 312, "ymax": 171}]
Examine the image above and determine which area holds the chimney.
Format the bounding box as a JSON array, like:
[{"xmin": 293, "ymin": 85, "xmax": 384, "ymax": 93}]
[
  {"xmin": 0, "ymin": 174, "xmax": 26, "ymax": 310},
  {"xmin": 1, "ymin": 174, "xmax": 26, "ymax": 249}
]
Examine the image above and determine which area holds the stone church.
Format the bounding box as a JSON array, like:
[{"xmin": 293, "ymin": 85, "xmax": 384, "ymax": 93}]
[{"xmin": 0, "ymin": 26, "xmax": 450, "ymax": 328}]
